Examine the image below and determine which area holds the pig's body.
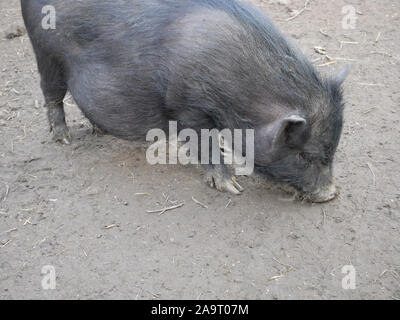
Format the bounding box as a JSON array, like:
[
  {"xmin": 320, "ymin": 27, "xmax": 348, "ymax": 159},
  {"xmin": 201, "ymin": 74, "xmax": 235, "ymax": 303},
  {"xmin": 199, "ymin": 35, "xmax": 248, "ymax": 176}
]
[{"xmin": 21, "ymin": 0, "xmax": 348, "ymax": 202}]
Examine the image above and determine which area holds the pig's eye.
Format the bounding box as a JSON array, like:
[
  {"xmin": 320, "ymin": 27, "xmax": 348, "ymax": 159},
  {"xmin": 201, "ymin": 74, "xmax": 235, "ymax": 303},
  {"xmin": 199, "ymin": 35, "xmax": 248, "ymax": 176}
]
[{"xmin": 299, "ymin": 152, "xmax": 313, "ymax": 162}]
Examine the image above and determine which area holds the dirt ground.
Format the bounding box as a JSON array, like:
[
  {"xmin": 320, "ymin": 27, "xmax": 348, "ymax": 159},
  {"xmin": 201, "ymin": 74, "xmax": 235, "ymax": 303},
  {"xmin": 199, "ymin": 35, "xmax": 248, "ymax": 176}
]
[{"xmin": 0, "ymin": 0, "xmax": 399, "ymax": 300}]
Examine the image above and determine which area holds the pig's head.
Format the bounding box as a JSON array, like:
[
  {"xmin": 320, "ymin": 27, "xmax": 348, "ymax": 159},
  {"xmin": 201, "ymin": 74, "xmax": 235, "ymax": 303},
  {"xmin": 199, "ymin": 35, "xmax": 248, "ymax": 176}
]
[{"xmin": 254, "ymin": 67, "xmax": 350, "ymax": 203}]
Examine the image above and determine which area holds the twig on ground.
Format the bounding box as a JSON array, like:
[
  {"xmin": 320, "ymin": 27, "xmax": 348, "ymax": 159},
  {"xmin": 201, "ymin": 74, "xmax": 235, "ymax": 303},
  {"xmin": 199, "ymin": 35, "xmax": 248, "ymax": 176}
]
[
  {"xmin": 362, "ymin": 107, "xmax": 377, "ymax": 115},
  {"xmin": 317, "ymin": 61, "xmax": 337, "ymax": 67},
  {"xmin": 319, "ymin": 29, "xmax": 330, "ymax": 38},
  {"xmin": 105, "ymin": 224, "xmax": 119, "ymax": 230},
  {"xmin": 2, "ymin": 228, "xmax": 17, "ymax": 234},
  {"xmin": 339, "ymin": 41, "xmax": 359, "ymax": 50},
  {"xmin": 1, "ymin": 184, "xmax": 9, "ymax": 202},
  {"xmin": 0, "ymin": 240, "xmax": 12, "ymax": 248},
  {"xmin": 357, "ymin": 82, "xmax": 385, "ymax": 87},
  {"xmin": 367, "ymin": 162, "xmax": 376, "ymax": 186},
  {"xmin": 269, "ymin": 258, "xmax": 295, "ymax": 281},
  {"xmin": 147, "ymin": 202, "xmax": 185, "ymax": 215},
  {"xmin": 321, "ymin": 208, "xmax": 326, "ymax": 227},
  {"xmin": 273, "ymin": 257, "xmax": 295, "ymax": 270},
  {"xmin": 268, "ymin": 267, "xmax": 293, "ymax": 281},
  {"xmin": 286, "ymin": 0, "xmax": 310, "ymax": 21},
  {"xmin": 192, "ymin": 196, "xmax": 208, "ymax": 209}
]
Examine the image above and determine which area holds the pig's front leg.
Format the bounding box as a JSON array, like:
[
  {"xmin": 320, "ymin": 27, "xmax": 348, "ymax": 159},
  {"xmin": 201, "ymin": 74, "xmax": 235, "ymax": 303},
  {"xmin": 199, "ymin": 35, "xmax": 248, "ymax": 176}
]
[{"xmin": 203, "ymin": 164, "xmax": 244, "ymax": 195}]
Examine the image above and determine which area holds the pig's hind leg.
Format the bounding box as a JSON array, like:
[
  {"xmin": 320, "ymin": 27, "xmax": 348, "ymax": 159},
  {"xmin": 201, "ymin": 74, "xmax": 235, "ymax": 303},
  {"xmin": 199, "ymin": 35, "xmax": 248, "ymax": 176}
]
[{"xmin": 37, "ymin": 55, "xmax": 70, "ymax": 144}]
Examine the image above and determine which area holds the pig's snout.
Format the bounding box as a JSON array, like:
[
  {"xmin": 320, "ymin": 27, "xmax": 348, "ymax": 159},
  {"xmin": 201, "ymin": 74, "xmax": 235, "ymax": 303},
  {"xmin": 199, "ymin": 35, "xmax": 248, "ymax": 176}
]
[{"xmin": 309, "ymin": 183, "xmax": 339, "ymax": 203}]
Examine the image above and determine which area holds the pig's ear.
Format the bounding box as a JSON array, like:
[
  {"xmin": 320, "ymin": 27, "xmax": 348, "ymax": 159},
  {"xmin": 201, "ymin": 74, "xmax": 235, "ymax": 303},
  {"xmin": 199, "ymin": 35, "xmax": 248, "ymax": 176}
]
[
  {"xmin": 333, "ymin": 65, "xmax": 351, "ymax": 87},
  {"xmin": 256, "ymin": 114, "xmax": 308, "ymax": 159},
  {"xmin": 274, "ymin": 115, "xmax": 308, "ymax": 147}
]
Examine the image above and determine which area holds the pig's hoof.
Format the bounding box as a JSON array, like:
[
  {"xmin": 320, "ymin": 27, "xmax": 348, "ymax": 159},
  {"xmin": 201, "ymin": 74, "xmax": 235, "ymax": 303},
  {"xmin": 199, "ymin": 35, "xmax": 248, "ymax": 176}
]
[
  {"xmin": 205, "ymin": 173, "xmax": 244, "ymax": 195},
  {"xmin": 310, "ymin": 184, "xmax": 339, "ymax": 203},
  {"xmin": 92, "ymin": 124, "xmax": 108, "ymax": 136},
  {"xmin": 51, "ymin": 126, "xmax": 71, "ymax": 145}
]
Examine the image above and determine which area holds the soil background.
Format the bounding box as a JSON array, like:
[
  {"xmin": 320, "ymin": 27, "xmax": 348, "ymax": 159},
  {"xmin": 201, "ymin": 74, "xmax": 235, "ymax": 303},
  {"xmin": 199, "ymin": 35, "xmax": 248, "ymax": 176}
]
[{"xmin": 0, "ymin": 0, "xmax": 399, "ymax": 299}]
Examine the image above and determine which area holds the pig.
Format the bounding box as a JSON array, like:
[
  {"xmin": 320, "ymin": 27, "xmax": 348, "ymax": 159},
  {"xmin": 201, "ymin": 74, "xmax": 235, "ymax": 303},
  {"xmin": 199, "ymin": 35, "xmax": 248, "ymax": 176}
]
[{"xmin": 21, "ymin": 0, "xmax": 349, "ymax": 202}]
